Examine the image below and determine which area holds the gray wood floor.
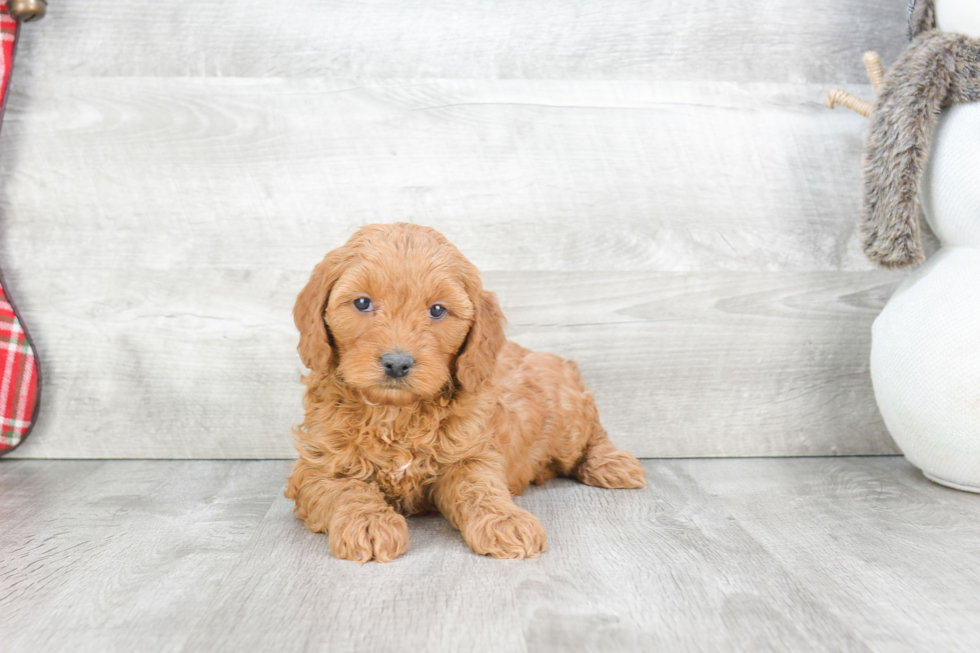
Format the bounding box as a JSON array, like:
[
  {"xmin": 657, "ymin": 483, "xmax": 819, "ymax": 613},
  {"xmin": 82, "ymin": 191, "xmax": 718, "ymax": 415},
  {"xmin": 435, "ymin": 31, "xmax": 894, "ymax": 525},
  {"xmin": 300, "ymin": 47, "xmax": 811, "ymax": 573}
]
[{"xmin": 3, "ymin": 458, "xmax": 979, "ymax": 652}]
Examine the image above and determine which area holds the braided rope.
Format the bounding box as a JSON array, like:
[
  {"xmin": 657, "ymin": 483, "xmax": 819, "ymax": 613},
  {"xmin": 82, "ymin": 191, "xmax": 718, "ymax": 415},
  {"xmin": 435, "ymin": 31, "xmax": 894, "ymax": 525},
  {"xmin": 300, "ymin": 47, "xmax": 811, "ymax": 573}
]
[
  {"xmin": 825, "ymin": 89, "xmax": 872, "ymax": 117},
  {"xmin": 863, "ymin": 51, "xmax": 885, "ymax": 94}
]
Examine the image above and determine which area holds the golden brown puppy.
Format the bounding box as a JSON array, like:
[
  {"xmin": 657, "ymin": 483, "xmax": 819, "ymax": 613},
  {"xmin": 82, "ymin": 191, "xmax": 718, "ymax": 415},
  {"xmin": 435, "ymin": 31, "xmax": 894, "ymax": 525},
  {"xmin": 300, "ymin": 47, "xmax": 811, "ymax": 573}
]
[{"xmin": 287, "ymin": 223, "xmax": 645, "ymax": 562}]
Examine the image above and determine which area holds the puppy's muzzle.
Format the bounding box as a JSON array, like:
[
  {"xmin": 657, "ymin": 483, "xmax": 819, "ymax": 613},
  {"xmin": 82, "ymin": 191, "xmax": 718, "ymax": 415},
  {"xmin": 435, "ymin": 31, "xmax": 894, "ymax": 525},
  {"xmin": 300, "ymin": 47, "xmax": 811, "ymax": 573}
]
[{"xmin": 381, "ymin": 352, "xmax": 415, "ymax": 379}]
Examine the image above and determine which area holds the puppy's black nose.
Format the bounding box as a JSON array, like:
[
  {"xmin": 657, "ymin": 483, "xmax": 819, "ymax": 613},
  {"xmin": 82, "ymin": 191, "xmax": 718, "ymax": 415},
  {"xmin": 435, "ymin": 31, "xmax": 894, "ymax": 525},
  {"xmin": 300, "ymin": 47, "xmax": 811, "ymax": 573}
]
[{"xmin": 381, "ymin": 352, "xmax": 415, "ymax": 379}]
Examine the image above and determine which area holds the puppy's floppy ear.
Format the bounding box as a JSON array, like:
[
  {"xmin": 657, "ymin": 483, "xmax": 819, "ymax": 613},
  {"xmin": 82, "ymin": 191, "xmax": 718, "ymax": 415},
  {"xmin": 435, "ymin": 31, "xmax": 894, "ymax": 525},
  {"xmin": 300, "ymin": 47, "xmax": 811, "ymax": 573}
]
[
  {"xmin": 455, "ymin": 290, "xmax": 506, "ymax": 395},
  {"xmin": 294, "ymin": 248, "xmax": 348, "ymax": 372}
]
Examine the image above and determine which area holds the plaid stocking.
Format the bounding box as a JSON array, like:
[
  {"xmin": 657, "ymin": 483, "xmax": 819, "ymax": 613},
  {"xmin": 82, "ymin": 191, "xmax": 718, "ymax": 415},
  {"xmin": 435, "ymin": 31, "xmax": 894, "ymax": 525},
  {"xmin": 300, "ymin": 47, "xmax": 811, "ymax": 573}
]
[{"xmin": 0, "ymin": 1, "xmax": 40, "ymax": 456}]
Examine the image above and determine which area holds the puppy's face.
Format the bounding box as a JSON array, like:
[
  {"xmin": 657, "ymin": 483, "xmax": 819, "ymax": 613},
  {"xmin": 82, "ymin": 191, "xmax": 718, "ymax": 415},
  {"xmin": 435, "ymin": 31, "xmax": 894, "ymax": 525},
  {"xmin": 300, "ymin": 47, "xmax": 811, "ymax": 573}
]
[
  {"xmin": 295, "ymin": 224, "xmax": 504, "ymax": 406},
  {"xmin": 326, "ymin": 246, "xmax": 474, "ymax": 405}
]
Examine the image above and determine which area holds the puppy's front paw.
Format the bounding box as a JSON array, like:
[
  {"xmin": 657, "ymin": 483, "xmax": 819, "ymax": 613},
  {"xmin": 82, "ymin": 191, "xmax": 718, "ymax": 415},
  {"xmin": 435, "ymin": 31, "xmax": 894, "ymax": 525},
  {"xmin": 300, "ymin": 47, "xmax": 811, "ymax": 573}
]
[
  {"xmin": 328, "ymin": 508, "xmax": 409, "ymax": 563},
  {"xmin": 463, "ymin": 508, "xmax": 547, "ymax": 559}
]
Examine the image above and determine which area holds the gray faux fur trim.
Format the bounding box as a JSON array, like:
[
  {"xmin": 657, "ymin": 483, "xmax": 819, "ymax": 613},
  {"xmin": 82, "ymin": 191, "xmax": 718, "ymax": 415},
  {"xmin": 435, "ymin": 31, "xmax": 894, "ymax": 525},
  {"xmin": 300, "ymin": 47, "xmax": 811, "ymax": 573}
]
[
  {"xmin": 907, "ymin": 0, "xmax": 935, "ymax": 40},
  {"xmin": 862, "ymin": 31, "xmax": 980, "ymax": 268}
]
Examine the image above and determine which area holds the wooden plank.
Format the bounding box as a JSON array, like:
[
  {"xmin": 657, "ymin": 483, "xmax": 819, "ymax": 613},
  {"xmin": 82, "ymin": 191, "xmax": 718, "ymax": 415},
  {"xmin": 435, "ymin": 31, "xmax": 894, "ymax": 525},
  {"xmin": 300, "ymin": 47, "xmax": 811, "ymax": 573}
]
[
  {"xmin": 0, "ymin": 460, "xmax": 288, "ymax": 653},
  {"xmin": 0, "ymin": 77, "xmax": 888, "ymax": 273},
  {"xmin": 184, "ymin": 459, "xmax": 865, "ymax": 653},
  {"xmin": 683, "ymin": 457, "xmax": 980, "ymax": 651},
  {"xmin": 500, "ymin": 270, "xmax": 903, "ymax": 457},
  {"xmin": 9, "ymin": 459, "xmax": 977, "ymax": 652},
  {"xmin": 14, "ymin": 0, "xmax": 906, "ymax": 83},
  {"xmin": 0, "ymin": 76, "xmax": 909, "ymax": 458},
  {"xmin": 0, "ymin": 459, "xmax": 106, "ymax": 527},
  {"xmin": 0, "ymin": 3, "xmax": 919, "ymax": 460},
  {"xmin": 6, "ymin": 269, "xmax": 901, "ymax": 459}
]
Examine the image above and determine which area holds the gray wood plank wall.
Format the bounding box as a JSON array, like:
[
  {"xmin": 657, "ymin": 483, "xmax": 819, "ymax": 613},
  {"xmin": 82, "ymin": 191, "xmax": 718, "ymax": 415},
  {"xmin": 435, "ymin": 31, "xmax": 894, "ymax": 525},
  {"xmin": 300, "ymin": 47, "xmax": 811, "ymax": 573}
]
[{"xmin": 2, "ymin": 1, "xmax": 916, "ymax": 458}]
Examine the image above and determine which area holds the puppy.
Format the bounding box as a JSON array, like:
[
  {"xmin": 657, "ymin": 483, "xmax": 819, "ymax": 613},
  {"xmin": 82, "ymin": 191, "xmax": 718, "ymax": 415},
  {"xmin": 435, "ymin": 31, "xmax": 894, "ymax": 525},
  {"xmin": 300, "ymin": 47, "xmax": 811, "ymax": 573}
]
[{"xmin": 286, "ymin": 223, "xmax": 645, "ymax": 562}]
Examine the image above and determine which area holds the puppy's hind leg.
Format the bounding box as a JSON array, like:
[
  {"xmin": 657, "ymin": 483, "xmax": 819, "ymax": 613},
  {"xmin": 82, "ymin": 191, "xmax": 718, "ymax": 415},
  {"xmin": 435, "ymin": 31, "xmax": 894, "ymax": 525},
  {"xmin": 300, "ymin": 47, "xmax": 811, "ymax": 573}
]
[{"xmin": 573, "ymin": 425, "xmax": 646, "ymax": 490}]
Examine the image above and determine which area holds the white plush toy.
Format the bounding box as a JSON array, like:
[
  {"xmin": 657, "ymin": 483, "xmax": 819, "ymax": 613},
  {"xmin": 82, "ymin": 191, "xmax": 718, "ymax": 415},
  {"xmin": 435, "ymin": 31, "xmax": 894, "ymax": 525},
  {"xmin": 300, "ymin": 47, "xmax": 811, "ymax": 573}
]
[{"xmin": 829, "ymin": 0, "xmax": 980, "ymax": 492}]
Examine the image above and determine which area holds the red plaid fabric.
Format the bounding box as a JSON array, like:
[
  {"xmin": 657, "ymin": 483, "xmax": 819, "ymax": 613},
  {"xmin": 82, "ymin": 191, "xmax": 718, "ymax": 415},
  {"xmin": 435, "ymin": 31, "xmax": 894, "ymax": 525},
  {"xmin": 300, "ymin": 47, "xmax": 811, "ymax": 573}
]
[
  {"xmin": 0, "ymin": 2, "xmax": 39, "ymax": 454},
  {"xmin": 0, "ymin": 4, "xmax": 12, "ymax": 98},
  {"xmin": 0, "ymin": 290, "xmax": 37, "ymax": 451}
]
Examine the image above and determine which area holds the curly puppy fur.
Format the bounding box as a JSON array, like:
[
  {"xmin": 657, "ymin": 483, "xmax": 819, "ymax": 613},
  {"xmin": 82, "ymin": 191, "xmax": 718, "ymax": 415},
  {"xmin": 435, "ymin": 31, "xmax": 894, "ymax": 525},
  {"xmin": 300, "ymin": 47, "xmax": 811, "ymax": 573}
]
[
  {"xmin": 286, "ymin": 224, "xmax": 645, "ymax": 562},
  {"xmin": 862, "ymin": 29, "xmax": 980, "ymax": 268}
]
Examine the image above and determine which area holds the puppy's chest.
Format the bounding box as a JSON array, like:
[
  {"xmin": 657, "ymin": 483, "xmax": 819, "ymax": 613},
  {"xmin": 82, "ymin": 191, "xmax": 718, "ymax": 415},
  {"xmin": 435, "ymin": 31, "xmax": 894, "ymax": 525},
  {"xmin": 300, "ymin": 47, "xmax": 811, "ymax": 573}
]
[
  {"xmin": 372, "ymin": 448, "xmax": 438, "ymax": 512},
  {"xmin": 322, "ymin": 403, "xmax": 485, "ymax": 514},
  {"xmin": 351, "ymin": 429, "xmax": 446, "ymax": 513}
]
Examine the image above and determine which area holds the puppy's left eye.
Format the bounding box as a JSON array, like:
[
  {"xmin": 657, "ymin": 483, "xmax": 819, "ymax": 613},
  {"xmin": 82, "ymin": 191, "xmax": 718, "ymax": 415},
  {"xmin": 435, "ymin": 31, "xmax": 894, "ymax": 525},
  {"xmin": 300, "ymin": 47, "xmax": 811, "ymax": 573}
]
[
  {"xmin": 429, "ymin": 304, "xmax": 447, "ymax": 319},
  {"xmin": 353, "ymin": 297, "xmax": 373, "ymax": 312}
]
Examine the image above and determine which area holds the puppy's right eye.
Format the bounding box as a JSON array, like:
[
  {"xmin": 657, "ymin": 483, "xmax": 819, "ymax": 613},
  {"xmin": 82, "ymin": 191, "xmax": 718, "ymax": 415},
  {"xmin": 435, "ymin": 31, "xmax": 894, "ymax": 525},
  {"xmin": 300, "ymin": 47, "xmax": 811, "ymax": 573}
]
[{"xmin": 353, "ymin": 297, "xmax": 373, "ymax": 312}]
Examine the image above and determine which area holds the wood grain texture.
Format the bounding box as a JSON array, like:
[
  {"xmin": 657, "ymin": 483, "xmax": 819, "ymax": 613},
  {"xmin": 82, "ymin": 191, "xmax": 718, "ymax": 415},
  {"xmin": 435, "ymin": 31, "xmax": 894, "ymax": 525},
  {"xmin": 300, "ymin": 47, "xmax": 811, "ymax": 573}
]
[
  {"xmin": 0, "ymin": 77, "xmax": 891, "ymax": 273},
  {"xmin": 0, "ymin": 2, "xmax": 916, "ymax": 458},
  {"xmin": 685, "ymin": 457, "xmax": 980, "ymax": 651},
  {"xmin": 5, "ymin": 269, "xmax": 901, "ymax": 459},
  {"xmin": 0, "ymin": 460, "xmax": 288, "ymax": 652},
  {"xmin": 13, "ymin": 0, "xmax": 906, "ymax": 83},
  {"xmin": 3, "ymin": 458, "xmax": 979, "ymax": 652}
]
